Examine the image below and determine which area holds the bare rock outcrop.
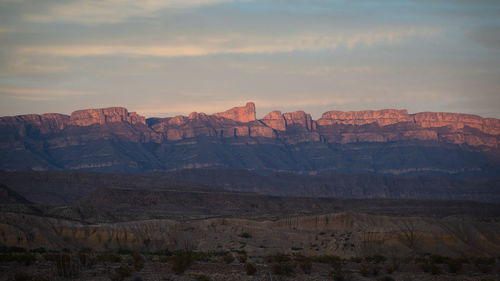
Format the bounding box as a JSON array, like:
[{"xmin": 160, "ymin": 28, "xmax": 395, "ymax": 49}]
[
  {"xmin": 69, "ymin": 107, "xmax": 146, "ymax": 126},
  {"xmin": 318, "ymin": 109, "xmax": 412, "ymax": 126},
  {"xmin": 261, "ymin": 111, "xmax": 286, "ymax": 131},
  {"xmin": 283, "ymin": 111, "xmax": 314, "ymax": 131},
  {"xmin": 149, "ymin": 103, "xmax": 273, "ymax": 140},
  {"xmin": 412, "ymin": 112, "xmax": 500, "ymax": 137},
  {"xmin": 213, "ymin": 102, "xmax": 256, "ymax": 123},
  {"xmin": 0, "ymin": 113, "xmax": 70, "ymax": 137}
]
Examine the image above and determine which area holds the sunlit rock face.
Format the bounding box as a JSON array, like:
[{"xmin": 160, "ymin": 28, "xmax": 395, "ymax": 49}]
[
  {"xmin": 69, "ymin": 107, "xmax": 146, "ymax": 126},
  {"xmin": 0, "ymin": 102, "xmax": 499, "ymax": 174},
  {"xmin": 261, "ymin": 111, "xmax": 286, "ymax": 131},
  {"xmin": 213, "ymin": 102, "xmax": 256, "ymax": 123},
  {"xmin": 283, "ymin": 111, "xmax": 314, "ymax": 131}
]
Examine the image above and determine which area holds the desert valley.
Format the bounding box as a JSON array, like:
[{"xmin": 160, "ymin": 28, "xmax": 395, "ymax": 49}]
[{"xmin": 1, "ymin": 103, "xmax": 500, "ymax": 280}]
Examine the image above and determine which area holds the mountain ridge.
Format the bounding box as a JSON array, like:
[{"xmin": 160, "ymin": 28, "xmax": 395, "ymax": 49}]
[
  {"xmin": 1, "ymin": 102, "xmax": 499, "ymax": 174},
  {"xmin": 2, "ymin": 102, "xmax": 499, "ymax": 146}
]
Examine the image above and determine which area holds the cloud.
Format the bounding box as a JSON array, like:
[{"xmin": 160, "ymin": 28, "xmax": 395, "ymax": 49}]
[
  {"xmin": 16, "ymin": 27, "xmax": 439, "ymax": 58},
  {"xmin": 0, "ymin": 26, "xmax": 13, "ymax": 34},
  {"xmin": 0, "ymin": 87, "xmax": 95, "ymax": 101},
  {"xmin": 0, "ymin": 57, "xmax": 68, "ymax": 74},
  {"xmin": 24, "ymin": 0, "xmax": 244, "ymax": 24}
]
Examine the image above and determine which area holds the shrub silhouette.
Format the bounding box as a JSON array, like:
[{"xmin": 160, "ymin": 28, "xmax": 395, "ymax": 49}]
[
  {"xmin": 445, "ymin": 258, "xmax": 463, "ymax": 273},
  {"xmin": 245, "ymin": 263, "xmax": 257, "ymax": 275},
  {"xmin": 44, "ymin": 253, "xmax": 80, "ymax": 278},
  {"xmin": 171, "ymin": 252, "xmax": 193, "ymax": 274},
  {"xmin": 18, "ymin": 253, "xmax": 36, "ymax": 266},
  {"xmin": 13, "ymin": 272, "xmax": 31, "ymax": 281},
  {"xmin": 472, "ymin": 257, "xmax": 495, "ymax": 273},
  {"xmin": 271, "ymin": 262, "xmax": 295, "ymax": 276},
  {"xmin": 110, "ymin": 265, "xmax": 134, "ymax": 281},
  {"xmin": 237, "ymin": 253, "xmax": 247, "ymax": 263},
  {"xmin": 222, "ymin": 253, "xmax": 235, "ymax": 264},
  {"xmin": 96, "ymin": 252, "xmax": 122, "ymax": 263},
  {"xmin": 267, "ymin": 253, "xmax": 295, "ymax": 276},
  {"xmin": 239, "ymin": 232, "xmax": 252, "ymax": 238},
  {"xmin": 194, "ymin": 274, "xmax": 211, "ymax": 281},
  {"xmin": 299, "ymin": 259, "xmax": 312, "ymax": 274},
  {"xmin": 360, "ymin": 264, "xmax": 370, "ymax": 276},
  {"xmin": 430, "ymin": 254, "xmax": 446, "ymax": 264},
  {"xmin": 420, "ymin": 261, "xmax": 441, "ymax": 275}
]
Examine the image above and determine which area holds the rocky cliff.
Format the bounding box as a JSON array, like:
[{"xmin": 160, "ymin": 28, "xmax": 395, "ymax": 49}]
[
  {"xmin": 1, "ymin": 102, "xmax": 499, "ymax": 174},
  {"xmin": 2, "ymin": 103, "xmax": 498, "ymax": 146},
  {"xmin": 145, "ymin": 103, "xmax": 500, "ymax": 148},
  {"xmin": 213, "ymin": 102, "xmax": 256, "ymax": 123},
  {"xmin": 69, "ymin": 107, "xmax": 146, "ymax": 126}
]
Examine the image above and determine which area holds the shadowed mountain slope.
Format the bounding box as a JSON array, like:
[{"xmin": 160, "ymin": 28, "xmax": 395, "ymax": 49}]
[{"xmin": 1, "ymin": 170, "xmax": 499, "ymax": 205}]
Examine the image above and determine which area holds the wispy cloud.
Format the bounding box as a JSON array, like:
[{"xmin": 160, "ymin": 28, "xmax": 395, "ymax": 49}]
[
  {"xmin": 1, "ymin": 57, "xmax": 68, "ymax": 74},
  {"xmin": 17, "ymin": 27, "xmax": 440, "ymax": 58},
  {"xmin": 24, "ymin": 0, "xmax": 244, "ymax": 24},
  {"xmin": 0, "ymin": 87, "xmax": 95, "ymax": 101},
  {"xmin": 0, "ymin": 26, "xmax": 13, "ymax": 34}
]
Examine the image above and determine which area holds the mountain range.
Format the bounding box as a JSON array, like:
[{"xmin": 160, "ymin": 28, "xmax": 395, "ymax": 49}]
[{"xmin": 1, "ymin": 102, "xmax": 499, "ymax": 176}]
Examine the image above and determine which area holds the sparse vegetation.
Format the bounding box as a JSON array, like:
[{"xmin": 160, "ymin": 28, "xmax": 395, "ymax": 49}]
[
  {"xmin": 245, "ymin": 263, "xmax": 257, "ymax": 275},
  {"xmin": 0, "ymin": 246, "xmax": 499, "ymax": 280},
  {"xmin": 239, "ymin": 232, "xmax": 252, "ymax": 238},
  {"xmin": 294, "ymin": 255, "xmax": 312, "ymax": 274},
  {"xmin": 110, "ymin": 265, "xmax": 134, "ymax": 281},
  {"xmin": 420, "ymin": 260, "xmax": 441, "ymax": 275},
  {"xmin": 473, "ymin": 257, "xmax": 495, "ymax": 273},
  {"xmin": 193, "ymin": 274, "xmax": 212, "ymax": 281},
  {"xmin": 222, "ymin": 252, "xmax": 235, "ymax": 264},
  {"xmin": 268, "ymin": 253, "xmax": 296, "ymax": 276},
  {"xmin": 445, "ymin": 258, "xmax": 463, "ymax": 273},
  {"xmin": 271, "ymin": 262, "xmax": 295, "ymax": 276},
  {"xmin": 96, "ymin": 251, "xmax": 122, "ymax": 263},
  {"xmin": 44, "ymin": 253, "xmax": 80, "ymax": 278},
  {"xmin": 171, "ymin": 252, "xmax": 193, "ymax": 274},
  {"xmin": 237, "ymin": 253, "xmax": 247, "ymax": 263}
]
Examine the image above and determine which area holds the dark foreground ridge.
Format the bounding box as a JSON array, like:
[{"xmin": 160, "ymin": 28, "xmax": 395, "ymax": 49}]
[
  {"xmin": 1, "ymin": 102, "xmax": 500, "ymax": 175},
  {"xmin": 1, "ymin": 172, "xmax": 500, "ymax": 280}
]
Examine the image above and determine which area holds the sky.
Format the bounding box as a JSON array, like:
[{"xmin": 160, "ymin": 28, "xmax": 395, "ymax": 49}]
[{"xmin": 0, "ymin": 0, "xmax": 500, "ymax": 119}]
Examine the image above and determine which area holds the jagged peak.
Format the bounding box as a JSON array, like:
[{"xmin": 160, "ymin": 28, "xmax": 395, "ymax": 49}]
[
  {"xmin": 263, "ymin": 110, "xmax": 283, "ymax": 120},
  {"xmin": 213, "ymin": 102, "xmax": 256, "ymax": 123}
]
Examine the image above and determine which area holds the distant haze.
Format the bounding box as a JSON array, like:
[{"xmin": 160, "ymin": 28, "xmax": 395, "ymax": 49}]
[{"xmin": 0, "ymin": 0, "xmax": 499, "ymax": 119}]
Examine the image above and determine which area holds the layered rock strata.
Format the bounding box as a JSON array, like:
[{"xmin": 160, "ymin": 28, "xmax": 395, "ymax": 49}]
[
  {"xmin": 70, "ymin": 107, "xmax": 146, "ymax": 126},
  {"xmin": 1, "ymin": 103, "xmax": 499, "ymax": 148},
  {"xmin": 1, "ymin": 102, "xmax": 500, "ymax": 173}
]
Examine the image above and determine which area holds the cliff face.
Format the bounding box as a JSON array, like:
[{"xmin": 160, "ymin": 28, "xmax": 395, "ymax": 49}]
[
  {"xmin": 319, "ymin": 109, "xmax": 411, "ymax": 126},
  {"xmin": 69, "ymin": 107, "xmax": 146, "ymax": 126},
  {"xmin": 213, "ymin": 102, "xmax": 256, "ymax": 123},
  {"xmin": 1, "ymin": 102, "xmax": 499, "ymax": 174},
  {"xmin": 317, "ymin": 109, "xmax": 500, "ymax": 147}
]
